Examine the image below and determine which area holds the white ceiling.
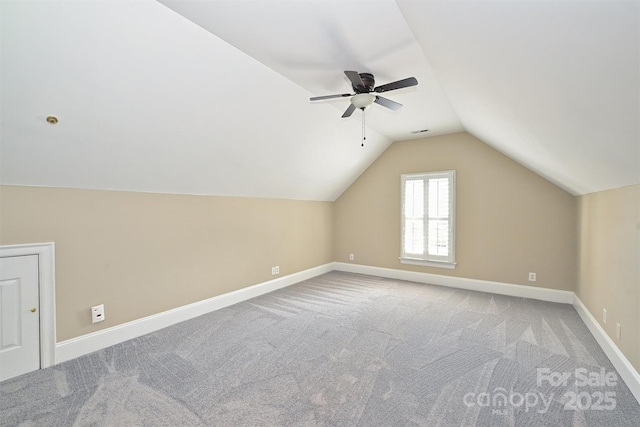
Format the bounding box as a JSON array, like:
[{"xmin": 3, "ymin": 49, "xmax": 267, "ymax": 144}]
[{"xmin": 1, "ymin": 0, "xmax": 638, "ymax": 201}]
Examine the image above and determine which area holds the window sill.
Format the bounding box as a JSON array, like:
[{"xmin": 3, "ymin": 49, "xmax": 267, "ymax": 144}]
[{"xmin": 399, "ymin": 257, "xmax": 457, "ymax": 269}]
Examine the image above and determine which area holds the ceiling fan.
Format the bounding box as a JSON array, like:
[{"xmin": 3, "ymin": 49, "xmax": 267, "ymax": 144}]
[{"xmin": 310, "ymin": 71, "xmax": 418, "ymax": 118}]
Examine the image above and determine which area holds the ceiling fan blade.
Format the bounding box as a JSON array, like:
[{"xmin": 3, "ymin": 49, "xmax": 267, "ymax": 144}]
[
  {"xmin": 342, "ymin": 103, "xmax": 356, "ymax": 118},
  {"xmin": 345, "ymin": 70, "xmax": 365, "ymax": 88},
  {"xmin": 374, "ymin": 77, "xmax": 418, "ymax": 93},
  {"xmin": 310, "ymin": 93, "xmax": 352, "ymax": 101},
  {"xmin": 375, "ymin": 96, "xmax": 403, "ymax": 111}
]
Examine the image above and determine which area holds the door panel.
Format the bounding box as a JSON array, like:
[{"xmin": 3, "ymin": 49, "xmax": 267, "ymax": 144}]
[
  {"xmin": 0, "ymin": 255, "xmax": 40, "ymax": 381},
  {"xmin": 1, "ymin": 278, "xmax": 22, "ymax": 348}
]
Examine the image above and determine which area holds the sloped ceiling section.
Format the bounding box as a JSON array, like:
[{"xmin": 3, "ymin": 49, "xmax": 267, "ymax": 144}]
[
  {"xmin": 0, "ymin": 0, "xmax": 390, "ymax": 201},
  {"xmin": 397, "ymin": 0, "xmax": 639, "ymax": 195},
  {"xmin": 1, "ymin": 0, "xmax": 638, "ymax": 201},
  {"xmin": 157, "ymin": 0, "xmax": 464, "ymax": 141}
]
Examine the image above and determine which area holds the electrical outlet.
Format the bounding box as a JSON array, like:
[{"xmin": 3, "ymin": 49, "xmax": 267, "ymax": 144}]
[
  {"xmin": 616, "ymin": 323, "xmax": 621, "ymax": 339},
  {"xmin": 528, "ymin": 272, "xmax": 536, "ymax": 282},
  {"xmin": 603, "ymin": 308, "xmax": 607, "ymax": 324},
  {"xmin": 91, "ymin": 304, "xmax": 105, "ymax": 323},
  {"xmin": 272, "ymin": 266, "xmax": 280, "ymax": 275},
  {"xmin": 275, "ymin": 266, "xmax": 279, "ymax": 274},
  {"xmin": 349, "ymin": 254, "xmax": 354, "ymax": 261}
]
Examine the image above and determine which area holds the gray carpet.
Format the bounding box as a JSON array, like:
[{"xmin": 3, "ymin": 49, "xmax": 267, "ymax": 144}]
[{"xmin": 1, "ymin": 271, "xmax": 639, "ymax": 426}]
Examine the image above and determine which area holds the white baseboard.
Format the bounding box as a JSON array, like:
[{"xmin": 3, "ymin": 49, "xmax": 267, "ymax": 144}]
[
  {"xmin": 333, "ymin": 262, "xmax": 574, "ymax": 304},
  {"xmin": 572, "ymin": 295, "xmax": 640, "ymax": 403},
  {"xmin": 55, "ymin": 263, "xmax": 333, "ymax": 364}
]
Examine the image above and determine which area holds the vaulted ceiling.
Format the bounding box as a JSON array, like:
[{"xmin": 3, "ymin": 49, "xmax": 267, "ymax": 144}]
[{"xmin": 1, "ymin": 0, "xmax": 638, "ymax": 201}]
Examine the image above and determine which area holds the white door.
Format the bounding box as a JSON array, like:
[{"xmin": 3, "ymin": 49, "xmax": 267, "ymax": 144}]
[{"xmin": 0, "ymin": 255, "xmax": 40, "ymax": 381}]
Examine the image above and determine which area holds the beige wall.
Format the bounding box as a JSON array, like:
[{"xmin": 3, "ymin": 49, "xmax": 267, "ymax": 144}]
[
  {"xmin": 0, "ymin": 186, "xmax": 333, "ymax": 341},
  {"xmin": 333, "ymin": 132, "xmax": 577, "ymax": 291},
  {"xmin": 577, "ymin": 184, "xmax": 640, "ymax": 372}
]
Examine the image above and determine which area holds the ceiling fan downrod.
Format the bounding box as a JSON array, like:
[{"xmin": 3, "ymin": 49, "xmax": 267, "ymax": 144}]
[{"xmin": 361, "ymin": 107, "xmax": 366, "ymax": 147}]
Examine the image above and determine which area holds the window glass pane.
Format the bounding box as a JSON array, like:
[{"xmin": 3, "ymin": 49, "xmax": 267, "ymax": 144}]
[
  {"xmin": 404, "ymin": 219, "xmax": 424, "ymax": 254},
  {"xmin": 404, "ymin": 180, "xmax": 424, "ymax": 218},
  {"xmin": 428, "ymin": 219, "xmax": 449, "ymax": 256},
  {"xmin": 428, "ymin": 178, "xmax": 449, "ymax": 218}
]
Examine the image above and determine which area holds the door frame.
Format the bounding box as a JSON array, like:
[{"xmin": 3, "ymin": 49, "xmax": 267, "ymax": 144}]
[{"xmin": 0, "ymin": 243, "xmax": 56, "ymax": 369}]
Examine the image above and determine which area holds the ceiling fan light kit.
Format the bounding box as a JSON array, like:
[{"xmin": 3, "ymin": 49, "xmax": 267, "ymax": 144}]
[
  {"xmin": 310, "ymin": 70, "xmax": 418, "ymax": 146},
  {"xmin": 350, "ymin": 93, "xmax": 376, "ymax": 109}
]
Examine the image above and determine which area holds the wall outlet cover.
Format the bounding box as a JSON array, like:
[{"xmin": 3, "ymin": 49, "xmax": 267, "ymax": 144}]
[{"xmin": 91, "ymin": 304, "xmax": 105, "ymax": 323}]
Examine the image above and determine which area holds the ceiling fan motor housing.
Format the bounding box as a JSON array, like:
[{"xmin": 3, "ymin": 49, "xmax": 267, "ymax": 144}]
[{"xmin": 354, "ymin": 73, "xmax": 375, "ymax": 93}]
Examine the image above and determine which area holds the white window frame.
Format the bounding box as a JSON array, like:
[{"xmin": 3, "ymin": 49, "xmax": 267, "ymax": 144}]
[{"xmin": 400, "ymin": 170, "xmax": 456, "ymax": 269}]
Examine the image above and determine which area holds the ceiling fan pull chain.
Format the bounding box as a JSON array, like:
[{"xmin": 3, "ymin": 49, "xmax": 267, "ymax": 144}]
[{"xmin": 361, "ymin": 108, "xmax": 366, "ymax": 147}]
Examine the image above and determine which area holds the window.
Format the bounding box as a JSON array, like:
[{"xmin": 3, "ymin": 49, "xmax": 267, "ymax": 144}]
[{"xmin": 400, "ymin": 170, "xmax": 456, "ymax": 268}]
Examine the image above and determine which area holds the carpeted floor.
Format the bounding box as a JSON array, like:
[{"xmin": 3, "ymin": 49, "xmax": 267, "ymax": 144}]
[{"xmin": 1, "ymin": 272, "xmax": 639, "ymax": 426}]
